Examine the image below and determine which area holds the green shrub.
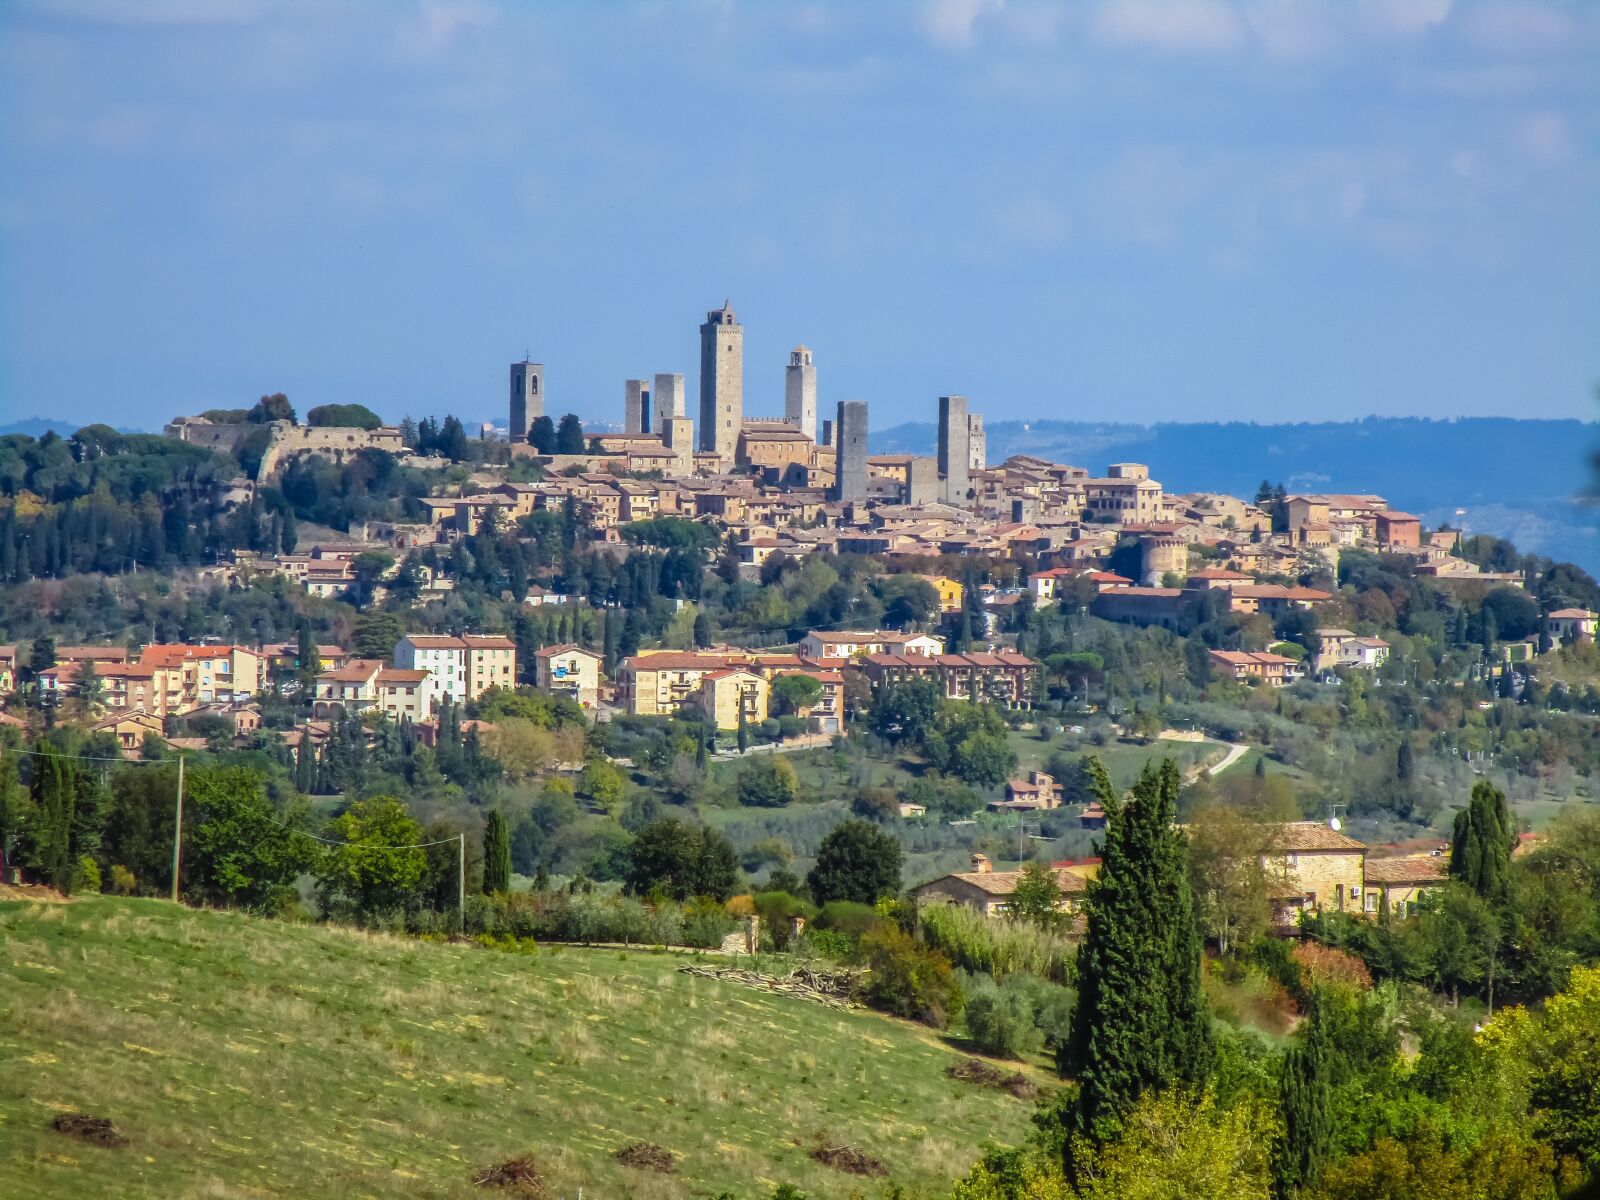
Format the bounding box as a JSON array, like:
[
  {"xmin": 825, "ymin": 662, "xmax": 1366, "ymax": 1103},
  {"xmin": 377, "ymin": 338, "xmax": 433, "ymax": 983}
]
[
  {"xmin": 76, "ymin": 857, "xmax": 102, "ymax": 894},
  {"xmin": 797, "ymin": 928, "xmax": 855, "ymax": 961},
  {"xmin": 963, "ymin": 975, "xmax": 1037, "ymax": 1058},
  {"xmin": 815, "ymin": 900, "xmax": 882, "ymax": 937},
  {"xmin": 108, "ymin": 864, "xmax": 137, "ymax": 896},
  {"xmin": 861, "ymin": 925, "xmax": 963, "ymax": 1028},
  {"xmin": 920, "ymin": 901, "xmax": 1076, "ymax": 984},
  {"xmin": 752, "ymin": 891, "xmax": 815, "ymax": 951}
]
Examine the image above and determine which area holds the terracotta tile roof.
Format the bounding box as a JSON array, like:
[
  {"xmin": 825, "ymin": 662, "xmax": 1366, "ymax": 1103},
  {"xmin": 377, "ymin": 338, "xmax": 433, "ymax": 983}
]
[
  {"xmin": 920, "ymin": 866, "xmax": 1090, "ymax": 896},
  {"xmin": 1266, "ymin": 821, "xmax": 1367, "ymax": 853},
  {"xmin": 1549, "ymin": 608, "xmax": 1596, "ymax": 619},
  {"xmin": 1363, "ymin": 856, "xmax": 1448, "ymax": 885},
  {"xmin": 622, "ymin": 652, "xmax": 733, "ymax": 671},
  {"xmin": 318, "ymin": 659, "xmax": 384, "ymax": 683},
  {"xmin": 376, "ymin": 668, "xmax": 430, "ymax": 684},
  {"xmin": 534, "ymin": 643, "xmax": 601, "ymax": 659}
]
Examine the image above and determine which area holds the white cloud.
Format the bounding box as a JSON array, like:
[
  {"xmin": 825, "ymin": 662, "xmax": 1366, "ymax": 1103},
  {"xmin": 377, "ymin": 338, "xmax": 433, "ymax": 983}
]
[
  {"xmin": 1241, "ymin": 0, "xmax": 1339, "ymax": 61},
  {"xmin": 1459, "ymin": 2, "xmax": 1576, "ymax": 55},
  {"xmin": 1089, "ymin": 0, "xmax": 1246, "ymax": 54},
  {"xmin": 1517, "ymin": 110, "xmax": 1573, "ymax": 165},
  {"xmin": 1354, "ymin": 0, "xmax": 1453, "ymax": 38},
  {"xmin": 996, "ymin": 192, "xmax": 1069, "ymax": 247},
  {"xmin": 392, "ymin": 0, "xmax": 496, "ymax": 60},
  {"xmin": 918, "ymin": 0, "xmax": 1005, "ymax": 49}
]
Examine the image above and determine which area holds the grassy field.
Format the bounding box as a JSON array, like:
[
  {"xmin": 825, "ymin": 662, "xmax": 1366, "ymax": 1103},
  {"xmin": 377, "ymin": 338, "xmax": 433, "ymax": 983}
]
[{"xmin": 0, "ymin": 896, "xmax": 1039, "ymax": 1199}]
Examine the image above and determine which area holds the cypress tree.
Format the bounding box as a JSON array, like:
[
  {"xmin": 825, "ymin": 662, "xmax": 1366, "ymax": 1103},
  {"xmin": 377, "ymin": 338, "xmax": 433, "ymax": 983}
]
[
  {"xmin": 30, "ymin": 741, "xmax": 76, "ymax": 891},
  {"xmin": 1450, "ymin": 779, "xmax": 1515, "ymax": 901},
  {"xmin": 1274, "ymin": 990, "xmax": 1334, "ymax": 1199},
  {"xmin": 736, "ymin": 708, "xmax": 749, "ymax": 754},
  {"xmin": 1061, "ymin": 757, "xmax": 1212, "ymax": 1149},
  {"xmin": 295, "ymin": 738, "xmax": 317, "ymax": 794},
  {"xmin": 482, "ymin": 811, "xmax": 511, "ymax": 895}
]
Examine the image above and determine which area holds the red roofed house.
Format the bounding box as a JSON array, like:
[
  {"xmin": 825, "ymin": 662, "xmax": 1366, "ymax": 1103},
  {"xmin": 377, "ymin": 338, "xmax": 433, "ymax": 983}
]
[{"xmin": 1209, "ymin": 650, "xmax": 1303, "ymax": 686}]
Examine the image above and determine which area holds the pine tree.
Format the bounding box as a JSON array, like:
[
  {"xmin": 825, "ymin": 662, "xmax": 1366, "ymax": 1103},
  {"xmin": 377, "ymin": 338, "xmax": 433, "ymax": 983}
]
[
  {"xmin": 1450, "ymin": 779, "xmax": 1515, "ymax": 901},
  {"xmin": 482, "ymin": 811, "xmax": 511, "ymax": 895},
  {"xmin": 1061, "ymin": 757, "xmax": 1212, "ymax": 1150},
  {"xmin": 1274, "ymin": 990, "xmax": 1334, "ymax": 1199}
]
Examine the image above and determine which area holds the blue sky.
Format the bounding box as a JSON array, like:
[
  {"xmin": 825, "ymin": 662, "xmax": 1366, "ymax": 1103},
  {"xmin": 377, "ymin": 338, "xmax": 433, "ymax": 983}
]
[{"xmin": 1, "ymin": 0, "xmax": 1596, "ymax": 433}]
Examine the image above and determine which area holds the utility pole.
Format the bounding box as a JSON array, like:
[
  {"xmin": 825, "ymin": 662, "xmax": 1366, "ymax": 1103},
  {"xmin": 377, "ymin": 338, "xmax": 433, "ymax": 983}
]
[
  {"xmin": 458, "ymin": 832, "xmax": 466, "ymax": 931},
  {"xmin": 169, "ymin": 755, "xmax": 185, "ymax": 903}
]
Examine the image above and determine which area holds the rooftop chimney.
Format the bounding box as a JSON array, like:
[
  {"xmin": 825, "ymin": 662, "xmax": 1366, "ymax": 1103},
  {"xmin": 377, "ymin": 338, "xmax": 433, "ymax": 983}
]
[{"xmin": 970, "ymin": 853, "xmax": 992, "ymax": 874}]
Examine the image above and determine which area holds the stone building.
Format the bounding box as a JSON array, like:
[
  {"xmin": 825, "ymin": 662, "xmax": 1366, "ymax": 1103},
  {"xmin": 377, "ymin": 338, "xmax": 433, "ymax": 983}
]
[
  {"xmin": 698, "ymin": 302, "xmax": 743, "ymax": 461},
  {"xmin": 912, "ymin": 854, "xmax": 1092, "ymax": 918},
  {"xmin": 1263, "ymin": 821, "xmax": 1369, "ymax": 926},
  {"xmin": 785, "ymin": 345, "xmax": 817, "ymax": 442}
]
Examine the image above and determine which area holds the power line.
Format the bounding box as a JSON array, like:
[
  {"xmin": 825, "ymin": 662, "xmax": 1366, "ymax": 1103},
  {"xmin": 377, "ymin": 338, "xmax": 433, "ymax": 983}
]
[{"xmin": 2, "ymin": 742, "xmax": 463, "ymax": 853}]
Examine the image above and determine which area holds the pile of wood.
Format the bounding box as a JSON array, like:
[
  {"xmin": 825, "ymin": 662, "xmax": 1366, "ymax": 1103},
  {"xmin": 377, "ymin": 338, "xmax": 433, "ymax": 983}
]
[{"xmin": 677, "ymin": 964, "xmax": 859, "ymax": 1009}]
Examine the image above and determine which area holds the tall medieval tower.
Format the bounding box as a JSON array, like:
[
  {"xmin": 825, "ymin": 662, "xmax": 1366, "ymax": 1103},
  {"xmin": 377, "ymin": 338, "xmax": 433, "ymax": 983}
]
[
  {"xmin": 785, "ymin": 345, "xmax": 817, "ymax": 443},
  {"xmin": 698, "ymin": 302, "xmax": 743, "ymax": 460}
]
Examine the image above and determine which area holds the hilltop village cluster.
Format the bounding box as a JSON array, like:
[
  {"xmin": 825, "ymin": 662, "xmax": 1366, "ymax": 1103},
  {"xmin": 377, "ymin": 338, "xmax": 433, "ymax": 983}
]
[
  {"xmin": 135, "ymin": 302, "xmax": 1599, "ymax": 737},
  {"xmin": 9, "ymin": 301, "xmax": 1589, "ymax": 935}
]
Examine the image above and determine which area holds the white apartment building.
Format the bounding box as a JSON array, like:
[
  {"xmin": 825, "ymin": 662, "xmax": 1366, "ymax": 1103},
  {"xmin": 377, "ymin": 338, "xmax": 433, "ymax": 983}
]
[{"xmin": 394, "ymin": 634, "xmax": 517, "ymax": 708}]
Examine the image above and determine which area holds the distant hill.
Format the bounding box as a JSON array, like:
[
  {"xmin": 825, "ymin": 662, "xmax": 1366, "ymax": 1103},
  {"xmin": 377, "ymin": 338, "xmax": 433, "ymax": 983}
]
[
  {"xmin": 0, "ymin": 417, "xmax": 143, "ymax": 438},
  {"xmin": 873, "ymin": 417, "xmax": 1600, "ymax": 573},
  {"xmin": 0, "ymin": 896, "xmax": 1036, "ymax": 1198}
]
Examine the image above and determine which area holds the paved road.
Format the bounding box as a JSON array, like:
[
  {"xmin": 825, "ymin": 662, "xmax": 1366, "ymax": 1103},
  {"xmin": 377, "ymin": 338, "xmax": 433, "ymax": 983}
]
[{"xmin": 1206, "ymin": 741, "xmax": 1250, "ymax": 777}]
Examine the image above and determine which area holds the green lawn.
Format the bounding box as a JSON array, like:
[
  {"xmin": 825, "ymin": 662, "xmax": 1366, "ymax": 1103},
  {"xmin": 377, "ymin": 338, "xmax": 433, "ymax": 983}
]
[
  {"xmin": 0, "ymin": 896, "xmax": 1037, "ymax": 1198},
  {"xmin": 1008, "ymin": 730, "xmax": 1223, "ymax": 786}
]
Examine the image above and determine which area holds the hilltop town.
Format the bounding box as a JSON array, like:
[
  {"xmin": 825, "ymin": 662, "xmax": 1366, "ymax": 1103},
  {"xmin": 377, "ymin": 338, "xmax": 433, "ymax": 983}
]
[{"xmin": 4, "ymin": 302, "xmax": 1600, "ymax": 1200}]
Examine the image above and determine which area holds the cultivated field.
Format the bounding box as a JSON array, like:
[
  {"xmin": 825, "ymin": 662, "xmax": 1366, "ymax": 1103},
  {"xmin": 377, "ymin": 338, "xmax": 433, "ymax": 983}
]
[{"xmin": 0, "ymin": 897, "xmax": 1038, "ymax": 1198}]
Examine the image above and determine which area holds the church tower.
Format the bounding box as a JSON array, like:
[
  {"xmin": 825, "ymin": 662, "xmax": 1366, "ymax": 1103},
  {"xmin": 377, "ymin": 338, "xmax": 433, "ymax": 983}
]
[{"xmin": 509, "ymin": 360, "xmax": 543, "ymax": 442}]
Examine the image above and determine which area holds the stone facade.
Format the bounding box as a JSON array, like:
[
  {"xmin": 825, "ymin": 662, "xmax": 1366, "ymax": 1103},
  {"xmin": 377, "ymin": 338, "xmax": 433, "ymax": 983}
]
[
  {"xmin": 510, "ymin": 360, "xmax": 544, "ymax": 441},
  {"xmin": 968, "ymin": 412, "xmax": 986, "ymax": 472},
  {"xmin": 938, "ymin": 395, "xmax": 970, "ymax": 505},
  {"xmin": 653, "ymin": 372, "xmax": 686, "ymax": 429},
  {"xmin": 833, "ymin": 400, "xmax": 868, "ymax": 503},
  {"xmin": 624, "ymin": 379, "xmax": 651, "ymax": 434},
  {"xmin": 698, "ymin": 302, "xmax": 743, "ymax": 460},
  {"xmin": 785, "ymin": 346, "xmax": 817, "ymax": 442}
]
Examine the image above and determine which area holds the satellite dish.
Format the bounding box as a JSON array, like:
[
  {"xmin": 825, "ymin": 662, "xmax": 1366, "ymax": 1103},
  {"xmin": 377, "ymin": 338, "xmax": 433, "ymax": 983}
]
[{"xmin": 1328, "ymin": 816, "xmax": 1342, "ymax": 831}]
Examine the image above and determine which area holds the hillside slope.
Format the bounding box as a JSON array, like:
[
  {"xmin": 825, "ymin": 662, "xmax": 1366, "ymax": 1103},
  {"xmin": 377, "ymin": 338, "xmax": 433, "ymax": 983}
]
[{"xmin": 0, "ymin": 898, "xmax": 1035, "ymax": 1198}]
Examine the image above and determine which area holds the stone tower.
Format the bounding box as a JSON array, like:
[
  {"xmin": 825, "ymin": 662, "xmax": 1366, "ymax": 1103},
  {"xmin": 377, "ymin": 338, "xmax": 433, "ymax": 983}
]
[
  {"xmin": 968, "ymin": 412, "xmax": 986, "ymax": 473},
  {"xmin": 937, "ymin": 395, "xmax": 970, "ymax": 505},
  {"xmin": 624, "ymin": 379, "xmax": 651, "ymax": 435},
  {"xmin": 833, "ymin": 400, "xmax": 868, "ymax": 503},
  {"xmin": 509, "ymin": 360, "xmax": 544, "ymax": 442},
  {"xmin": 785, "ymin": 346, "xmax": 817, "ymax": 443},
  {"xmin": 698, "ymin": 302, "xmax": 743, "ymax": 460},
  {"xmin": 653, "ymin": 373, "xmax": 686, "ymax": 433}
]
